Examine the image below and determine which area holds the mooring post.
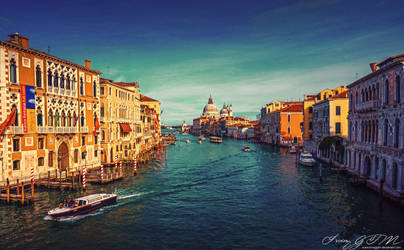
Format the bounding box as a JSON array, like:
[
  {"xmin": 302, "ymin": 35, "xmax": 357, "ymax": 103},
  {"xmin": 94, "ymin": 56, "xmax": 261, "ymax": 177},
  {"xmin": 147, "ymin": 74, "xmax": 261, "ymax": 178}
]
[
  {"xmin": 59, "ymin": 169, "xmax": 62, "ymax": 190},
  {"xmin": 31, "ymin": 179, "xmax": 34, "ymax": 202},
  {"xmin": 48, "ymin": 170, "xmax": 50, "ymax": 188},
  {"xmin": 78, "ymin": 170, "xmax": 82, "ymax": 190},
  {"xmin": 21, "ymin": 181, "xmax": 25, "ymax": 205},
  {"xmin": 17, "ymin": 178, "xmax": 20, "ymax": 196},
  {"xmin": 6, "ymin": 178, "xmax": 10, "ymax": 204}
]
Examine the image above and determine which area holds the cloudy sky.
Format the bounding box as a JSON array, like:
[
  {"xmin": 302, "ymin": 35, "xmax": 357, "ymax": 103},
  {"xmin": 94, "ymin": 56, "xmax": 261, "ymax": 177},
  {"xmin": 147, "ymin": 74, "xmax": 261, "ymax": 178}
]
[{"xmin": 1, "ymin": 0, "xmax": 403, "ymax": 125}]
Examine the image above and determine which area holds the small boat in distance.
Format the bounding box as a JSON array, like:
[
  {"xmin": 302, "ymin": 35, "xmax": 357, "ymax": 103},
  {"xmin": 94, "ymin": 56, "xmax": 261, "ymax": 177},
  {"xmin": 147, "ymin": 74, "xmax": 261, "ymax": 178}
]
[
  {"xmin": 48, "ymin": 193, "xmax": 117, "ymax": 218},
  {"xmin": 185, "ymin": 139, "xmax": 190, "ymax": 144},
  {"xmin": 288, "ymin": 145, "xmax": 297, "ymax": 154},
  {"xmin": 210, "ymin": 136, "xmax": 223, "ymax": 143},
  {"xmin": 198, "ymin": 140, "xmax": 202, "ymax": 144},
  {"xmin": 243, "ymin": 146, "xmax": 251, "ymax": 152},
  {"xmin": 298, "ymin": 152, "xmax": 316, "ymax": 166},
  {"xmin": 199, "ymin": 135, "xmax": 206, "ymax": 141}
]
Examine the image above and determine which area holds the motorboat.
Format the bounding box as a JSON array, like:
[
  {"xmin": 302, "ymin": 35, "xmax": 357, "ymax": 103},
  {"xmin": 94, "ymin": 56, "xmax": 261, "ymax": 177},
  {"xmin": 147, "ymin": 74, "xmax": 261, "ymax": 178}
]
[
  {"xmin": 209, "ymin": 136, "xmax": 223, "ymax": 143},
  {"xmin": 47, "ymin": 193, "xmax": 117, "ymax": 218},
  {"xmin": 199, "ymin": 136, "xmax": 206, "ymax": 141},
  {"xmin": 185, "ymin": 139, "xmax": 190, "ymax": 144},
  {"xmin": 298, "ymin": 152, "xmax": 316, "ymax": 166},
  {"xmin": 243, "ymin": 146, "xmax": 251, "ymax": 152},
  {"xmin": 288, "ymin": 145, "xmax": 297, "ymax": 154},
  {"xmin": 198, "ymin": 140, "xmax": 202, "ymax": 144}
]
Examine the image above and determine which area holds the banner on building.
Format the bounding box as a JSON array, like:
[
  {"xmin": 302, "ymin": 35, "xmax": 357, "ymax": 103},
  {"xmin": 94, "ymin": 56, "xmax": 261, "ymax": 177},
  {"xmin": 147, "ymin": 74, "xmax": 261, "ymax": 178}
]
[{"xmin": 20, "ymin": 85, "xmax": 36, "ymax": 133}]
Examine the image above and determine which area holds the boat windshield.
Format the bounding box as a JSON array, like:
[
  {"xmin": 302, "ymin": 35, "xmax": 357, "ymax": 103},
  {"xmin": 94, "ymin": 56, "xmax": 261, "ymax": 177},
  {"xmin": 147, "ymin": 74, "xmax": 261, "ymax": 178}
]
[{"xmin": 301, "ymin": 155, "xmax": 313, "ymax": 159}]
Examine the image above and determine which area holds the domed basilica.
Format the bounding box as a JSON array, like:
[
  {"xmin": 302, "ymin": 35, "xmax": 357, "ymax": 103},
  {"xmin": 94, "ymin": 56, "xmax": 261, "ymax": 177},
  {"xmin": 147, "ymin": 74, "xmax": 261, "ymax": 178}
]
[{"xmin": 202, "ymin": 95, "xmax": 233, "ymax": 119}]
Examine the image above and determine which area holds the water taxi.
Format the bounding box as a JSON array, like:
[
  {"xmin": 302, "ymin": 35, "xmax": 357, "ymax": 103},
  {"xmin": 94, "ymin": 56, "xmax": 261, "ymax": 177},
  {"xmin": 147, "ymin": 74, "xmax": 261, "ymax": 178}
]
[
  {"xmin": 298, "ymin": 152, "xmax": 316, "ymax": 166},
  {"xmin": 47, "ymin": 193, "xmax": 117, "ymax": 218},
  {"xmin": 243, "ymin": 146, "xmax": 251, "ymax": 152},
  {"xmin": 209, "ymin": 136, "xmax": 223, "ymax": 143},
  {"xmin": 288, "ymin": 145, "xmax": 297, "ymax": 154}
]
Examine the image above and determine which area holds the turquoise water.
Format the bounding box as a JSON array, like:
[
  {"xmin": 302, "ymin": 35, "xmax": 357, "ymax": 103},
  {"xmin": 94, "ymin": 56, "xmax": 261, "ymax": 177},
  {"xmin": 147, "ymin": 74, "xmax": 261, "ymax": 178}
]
[{"xmin": 0, "ymin": 133, "xmax": 403, "ymax": 249}]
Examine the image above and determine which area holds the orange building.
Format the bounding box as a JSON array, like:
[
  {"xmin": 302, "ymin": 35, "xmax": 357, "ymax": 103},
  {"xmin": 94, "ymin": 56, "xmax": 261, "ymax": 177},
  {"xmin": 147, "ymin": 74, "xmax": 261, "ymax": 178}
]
[
  {"xmin": 266, "ymin": 103, "xmax": 303, "ymax": 146},
  {"xmin": 0, "ymin": 33, "xmax": 101, "ymax": 182}
]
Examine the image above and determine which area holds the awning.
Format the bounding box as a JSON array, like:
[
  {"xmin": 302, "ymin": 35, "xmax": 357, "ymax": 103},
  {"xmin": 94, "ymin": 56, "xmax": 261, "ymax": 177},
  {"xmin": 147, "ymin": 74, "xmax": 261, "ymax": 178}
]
[{"xmin": 120, "ymin": 123, "xmax": 132, "ymax": 133}]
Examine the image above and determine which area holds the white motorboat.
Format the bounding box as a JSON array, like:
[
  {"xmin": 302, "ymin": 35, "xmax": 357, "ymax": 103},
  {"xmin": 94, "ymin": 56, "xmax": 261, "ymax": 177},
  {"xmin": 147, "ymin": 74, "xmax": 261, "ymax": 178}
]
[{"xmin": 298, "ymin": 152, "xmax": 316, "ymax": 166}]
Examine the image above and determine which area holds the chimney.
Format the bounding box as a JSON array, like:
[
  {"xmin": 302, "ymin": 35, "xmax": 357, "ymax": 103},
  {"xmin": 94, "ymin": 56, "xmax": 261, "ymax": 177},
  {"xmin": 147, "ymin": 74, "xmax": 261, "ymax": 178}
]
[
  {"xmin": 8, "ymin": 33, "xmax": 29, "ymax": 48},
  {"xmin": 369, "ymin": 62, "xmax": 378, "ymax": 72},
  {"xmin": 85, "ymin": 59, "xmax": 91, "ymax": 69}
]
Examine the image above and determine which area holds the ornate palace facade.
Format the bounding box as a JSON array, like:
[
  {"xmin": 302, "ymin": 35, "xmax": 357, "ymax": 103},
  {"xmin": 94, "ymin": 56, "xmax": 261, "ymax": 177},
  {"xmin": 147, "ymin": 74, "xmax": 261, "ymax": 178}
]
[
  {"xmin": 347, "ymin": 54, "xmax": 404, "ymax": 199},
  {"xmin": 0, "ymin": 33, "xmax": 101, "ymax": 182}
]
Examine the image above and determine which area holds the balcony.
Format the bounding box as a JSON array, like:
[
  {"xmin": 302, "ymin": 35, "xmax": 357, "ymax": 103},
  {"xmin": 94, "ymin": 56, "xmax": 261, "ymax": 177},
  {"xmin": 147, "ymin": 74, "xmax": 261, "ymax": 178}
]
[
  {"xmin": 80, "ymin": 127, "xmax": 89, "ymax": 133},
  {"xmin": 65, "ymin": 89, "xmax": 70, "ymax": 96},
  {"xmin": 356, "ymin": 100, "xmax": 379, "ymax": 113},
  {"xmin": 37, "ymin": 126, "xmax": 47, "ymax": 134},
  {"xmin": 8, "ymin": 126, "xmax": 23, "ymax": 134},
  {"xmin": 59, "ymin": 88, "xmax": 65, "ymax": 95},
  {"xmin": 53, "ymin": 87, "xmax": 59, "ymax": 95},
  {"xmin": 71, "ymin": 90, "xmax": 77, "ymax": 97}
]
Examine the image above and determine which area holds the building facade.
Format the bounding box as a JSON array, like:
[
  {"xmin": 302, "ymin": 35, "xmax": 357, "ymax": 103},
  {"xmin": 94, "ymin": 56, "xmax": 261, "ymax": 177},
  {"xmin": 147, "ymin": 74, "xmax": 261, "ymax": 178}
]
[
  {"xmin": 99, "ymin": 78, "xmax": 141, "ymax": 164},
  {"xmin": 302, "ymin": 86, "xmax": 348, "ymax": 153},
  {"xmin": 0, "ymin": 33, "xmax": 101, "ymax": 182},
  {"xmin": 347, "ymin": 54, "xmax": 404, "ymax": 200}
]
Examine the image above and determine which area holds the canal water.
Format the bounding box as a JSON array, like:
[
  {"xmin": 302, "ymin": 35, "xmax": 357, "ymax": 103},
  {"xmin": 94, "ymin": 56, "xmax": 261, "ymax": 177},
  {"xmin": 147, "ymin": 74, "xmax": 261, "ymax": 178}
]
[{"xmin": 1, "ymin": 133, "xmax": 403, "ymax": 250}]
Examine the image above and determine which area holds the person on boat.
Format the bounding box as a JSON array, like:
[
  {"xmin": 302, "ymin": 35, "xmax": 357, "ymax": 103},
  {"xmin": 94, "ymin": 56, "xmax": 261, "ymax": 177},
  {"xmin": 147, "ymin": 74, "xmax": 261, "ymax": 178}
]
[
  {"xmin": 63, "ymin": 199, "xmax": 68, "ymax": 207},
  {"xmin": 68, "ymin": 197, "xmax": 75, "ymax": 208}
]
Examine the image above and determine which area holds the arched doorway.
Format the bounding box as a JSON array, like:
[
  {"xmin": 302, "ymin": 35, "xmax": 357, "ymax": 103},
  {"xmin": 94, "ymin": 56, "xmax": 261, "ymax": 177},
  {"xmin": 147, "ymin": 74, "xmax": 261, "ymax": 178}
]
[
  {"xmin": 365, "ymin": 156, "xmax": 371, "ymax": 178},
  {"xmin": 392, "ymin": 163, "xmax": 398, "ymax": 189},
  {"xmin": 58, "ymin": 142, "xmax": 69, "ymax": 171},
  {"xmin": 110, "ymin": 148, "xmax": 113, "ymax": 164},
  {"xmin": 382, "ymin": 159, "xmax": 387, "ymax": 183}
]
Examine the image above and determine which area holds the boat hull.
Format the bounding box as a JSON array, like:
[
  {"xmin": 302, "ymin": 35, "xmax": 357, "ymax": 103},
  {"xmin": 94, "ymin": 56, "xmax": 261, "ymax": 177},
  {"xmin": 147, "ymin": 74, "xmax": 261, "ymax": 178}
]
[
  {"xmin": 48, "ymin": 195, "xmax": 117, "ymax": 218},
  {"xmin": 299, "ymin": 160, "xmax": 316, "ymax": 167}
]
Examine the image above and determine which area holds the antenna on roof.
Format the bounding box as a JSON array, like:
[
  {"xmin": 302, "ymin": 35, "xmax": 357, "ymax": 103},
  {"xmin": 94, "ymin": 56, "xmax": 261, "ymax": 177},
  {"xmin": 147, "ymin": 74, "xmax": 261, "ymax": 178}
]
[{"xmin": 47, "ymin": 46, "xmax": 51, "ymax": 54}]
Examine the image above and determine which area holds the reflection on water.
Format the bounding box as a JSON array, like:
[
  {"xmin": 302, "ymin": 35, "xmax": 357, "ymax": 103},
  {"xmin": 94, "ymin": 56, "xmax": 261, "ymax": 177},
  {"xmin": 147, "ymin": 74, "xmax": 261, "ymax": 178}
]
[{"xmin": 0, "ymin": 134, "xmax": 403, "ymax": 250}]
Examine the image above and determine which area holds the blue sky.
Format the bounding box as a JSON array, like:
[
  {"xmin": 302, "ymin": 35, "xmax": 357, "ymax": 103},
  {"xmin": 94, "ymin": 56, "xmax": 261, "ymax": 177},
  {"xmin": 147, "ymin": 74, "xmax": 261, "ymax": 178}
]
[{"xmin": 1, "ymin": 0, "xmax": 403, "ymax": 125}]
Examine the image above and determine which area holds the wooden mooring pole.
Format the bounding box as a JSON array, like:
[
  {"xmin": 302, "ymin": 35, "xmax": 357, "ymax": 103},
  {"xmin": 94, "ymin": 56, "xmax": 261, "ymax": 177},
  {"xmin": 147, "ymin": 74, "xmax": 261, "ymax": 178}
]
[
  {"xmin": 21, "ymin": 181, "xmax": 25, "ymax": 205},
  {"xmin": 6, "ymin": 178, "xmax": 10, "ymax": 204},
  {"xmin": 16, "ymin": 178, "xmax": 20, "ymax": 196}
]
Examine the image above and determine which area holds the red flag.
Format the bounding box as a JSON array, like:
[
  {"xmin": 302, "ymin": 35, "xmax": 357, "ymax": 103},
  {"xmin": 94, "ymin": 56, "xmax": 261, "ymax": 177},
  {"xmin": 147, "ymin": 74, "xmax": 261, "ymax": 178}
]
[
  {"xmin": 0, "ymin": 108, "xmax": 17, "ymax": 136},
  {"xmin": 93, "ymin": 116, "xmax": 100, "ymax": 135}
]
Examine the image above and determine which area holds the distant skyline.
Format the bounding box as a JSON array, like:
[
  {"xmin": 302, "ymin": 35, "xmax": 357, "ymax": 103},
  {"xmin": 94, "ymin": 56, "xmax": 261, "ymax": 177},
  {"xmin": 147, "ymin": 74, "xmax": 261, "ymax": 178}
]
[{"xmin": 1, "ymin": 0, "xmax": 403, "ymax": 125}]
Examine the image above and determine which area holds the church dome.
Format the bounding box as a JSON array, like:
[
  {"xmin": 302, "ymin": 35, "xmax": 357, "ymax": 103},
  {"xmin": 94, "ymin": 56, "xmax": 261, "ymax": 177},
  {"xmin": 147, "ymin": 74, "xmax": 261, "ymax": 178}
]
[
  {"xmin": 220, "ymin": 104, "xmax": 229, "ymax": 115},
  {"xmin": 202, "ymin": 95, "xmax": 219, "ymax": 118}
]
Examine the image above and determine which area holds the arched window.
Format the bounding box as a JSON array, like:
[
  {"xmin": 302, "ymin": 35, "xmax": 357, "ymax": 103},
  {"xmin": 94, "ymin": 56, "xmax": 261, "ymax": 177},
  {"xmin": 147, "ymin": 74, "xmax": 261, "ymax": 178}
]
[
  {"xmin": 384, "ymin": 119, "xmax": 388, "ymax": 146},
  {"xmin": 375, "ymin": 157, "xmax": 379, "ymax": 180},
  {"xmin": 361, "ymin": 121, "xmax": 364, "ymax": 142},
  {"xmin": 10, "ymin": 59, "xmax": 17, "ymax": 83},
  {"xmin": 80, "ymin": 77, "xmax": 84, "ymax": 96},
  {"xmin": 67, "ymin": 112, "xmax": 71, "ymax": 127},
  {"xmin": 361, "ymin": 89, "xmax": 364, "ymax": 103},
  {"xmin": 376, "ymin": 120, "xmax": 379, "ymax": 144},
  {"xmin": 60, "ymin": 75, "xmax": 65, "ymax": 89},
  {"xmin": 36, "ymin": 65, "xmax": 42, "ymax": 88},
  {"xmin": 54, "ymin": 72, "xmax": 59, "ymax": 88},
  {"xmin": 48, "ymin": 110, "xmax": 53, "ymax": 127},
  {"xmin": 394, "ymin": 119, "xmax": 400, "ymax": 148},
  {"xmin": 47, "ymin": 70, "xmax": 52, "ymax": 86},
  {"xmin": 355, "ymin": 122, "xmax": 358, "ymax": 142},
  {"xmin": 12, "ymin": 105, "xmax": 18, "ymax": 126},
  {"xmin": 61, "ymin": 111, "xmax": 66, "ymax": 127},
  {"xmin": 74, "ymin": 149, "xmax": 78, "ymax": 163},
  {"xmin": 55, "ymin": 111, "xmax": 59, "ymax": 127},
  {"xmin": 93, "ymin": 80, "xmax": 97, "ymax": 97},
  {"xmin": 37, "ymin": 112, "xmax": 43, "ymax": 126},
  {"xmin": 384, "ymin": 79, "xmax": 389, "ymax": 105},
  {"xmin": 355, "ymin": 90, "xmax": 359, "ymax": 105},
  {"xmin": 66, "ymin": 75, "xmax": 70, "ymax": 90},
  {"xmin": 395, "ymin": 75, "xmax": 401, "ymax": 103},
  {"xmin": 382, "ymin": 159, "xmax": 387, "ymax": 183},
  {"xmin": 308, "ymin": 106, "xmax": 313, "ymax": 113},
  {"xmin": 72, "ymin": 77, "xmax": 76, "ymax": 91},
  {"xmin": 376, "ymin": 84, "xmax": 379, "ymax": 101},
  {"xmin": 80, "ymin": 112, "xmax": 85, "ymax": 127},
  {"xmin": 365, "ymin": 89, "xmax": 368, "ymax": 102}
]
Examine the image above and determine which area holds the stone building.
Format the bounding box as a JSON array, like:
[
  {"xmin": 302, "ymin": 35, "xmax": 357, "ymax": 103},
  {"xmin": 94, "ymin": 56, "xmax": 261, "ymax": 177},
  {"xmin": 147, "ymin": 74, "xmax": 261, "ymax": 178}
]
[
  {"xmin": 346, "ymin": 54, "xmax": 404, "ymax": 199},
  {"xmin": 140, "ymin": 95, "xmax": 161, "ymax": 152},
  {"xmin": 312, "ymin": 90, "xmax": 349, "ymax": 163},
  {"xmin": 202, "ymin": 95, "xmax": 219, "ymax": 119},
  {"xmin": 302, "ymin": 86, "xmax": 348, "ymax": 152},
  {"xmin": 0, "ymin": 33, "xmax": 101, "ymax": 182},
  {"xmin": 99, "ymin": 78, "xmax": 141, "ymax": 164}
]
